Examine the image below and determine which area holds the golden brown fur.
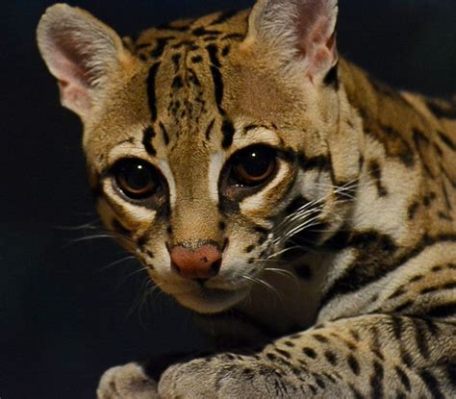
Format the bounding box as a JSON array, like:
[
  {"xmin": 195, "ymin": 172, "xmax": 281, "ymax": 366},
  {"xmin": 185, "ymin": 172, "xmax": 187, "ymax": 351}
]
[{"xmin": 37, "ymin": 1, "xmax": 456, "ymax": 397}]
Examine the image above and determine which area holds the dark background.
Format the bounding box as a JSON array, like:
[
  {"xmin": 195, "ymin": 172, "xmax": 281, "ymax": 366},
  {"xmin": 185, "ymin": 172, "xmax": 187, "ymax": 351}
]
[{"xmin": 2, "ymin": 1, "xmax": 456, "ymax": 398}]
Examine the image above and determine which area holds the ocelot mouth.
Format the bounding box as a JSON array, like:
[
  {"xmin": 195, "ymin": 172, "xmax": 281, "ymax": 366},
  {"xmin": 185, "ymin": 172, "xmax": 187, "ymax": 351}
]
[{"xmin": 174, "ymin": 286, "xmax": 251, "ymax": 314}]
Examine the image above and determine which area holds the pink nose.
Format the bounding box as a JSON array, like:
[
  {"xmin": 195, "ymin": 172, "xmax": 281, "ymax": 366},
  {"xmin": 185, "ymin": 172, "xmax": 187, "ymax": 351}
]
[{"xmin": 170, "ymin": 244, "xmax": 222, "ymax": 280}]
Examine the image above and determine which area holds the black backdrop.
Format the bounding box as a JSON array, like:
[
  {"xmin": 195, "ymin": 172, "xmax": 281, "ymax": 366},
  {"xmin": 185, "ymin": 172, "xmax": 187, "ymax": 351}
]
[{"xmin": 2, "ymin": 1, "xmax": 456, "ymax": 398}]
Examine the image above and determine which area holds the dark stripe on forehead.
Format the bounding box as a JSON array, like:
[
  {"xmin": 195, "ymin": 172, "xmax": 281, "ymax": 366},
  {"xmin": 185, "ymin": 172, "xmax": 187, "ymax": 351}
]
[
  {"xmin": 206, "ymin": 45, "xmax": 224, "ymax": 112},
  {"xmin": 206, "ymin": 44, "xmax": 221, "ymax": 67},
  {"xmin": 221, "ymin": 119, "xmax": 235, "ymax": 149},
  {"xmin": 210, "ymin": 66, "xmax": 224, "ymax": 113},
  {"xmin": 205, "ymin": 42, "xmax": 236, "ymax": 149},
  {"xmin": 147, "ymin": 63, "xmax": 161, "ymax": 121},
  {"xmin": 172, "ymin": 75, "xmax": 184, "ymax": 89},
  {"xmin": 172, "ymin": 40, "xmax": 199, "ymax": 51},
  {"xmin": 171, "ymin": 54, "xmax": 181, "ymax": 71},
  {"xmin": 188, "ymin": 69, "xmax": 201, "ymax": 86},
  {"xmin": 159, "ymin": 122, "xmax": 170, "ymax": 146},
  {"xmin": 150, "ymin": 37, "xmax": 173, "ymax": 59},
  {"xmin": 192, "ymin": 27, "xmax": 222, "ymax": 37},
  {"xmin": 191, "ymin": 55, "xmax": 203, "ymax": 64},
  {"xmin": 143, "ymin": 127, "xmax": 157, "ymax": 156}
]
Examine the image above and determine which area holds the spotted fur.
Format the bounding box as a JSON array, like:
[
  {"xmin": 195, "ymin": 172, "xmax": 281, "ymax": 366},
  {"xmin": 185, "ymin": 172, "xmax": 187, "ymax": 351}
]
[{"xmin": 37, "ymin": 1, "xmax": 456, "ymax": 397}]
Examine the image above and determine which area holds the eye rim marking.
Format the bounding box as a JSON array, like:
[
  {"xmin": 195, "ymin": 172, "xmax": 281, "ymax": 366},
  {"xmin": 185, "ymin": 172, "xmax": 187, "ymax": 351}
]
[
  {"xmin": 221, "ymin": 144, "xmax": 279, "ymax": 199},
  {"xmin": 106, "ymin": 157, "xmax": 169, "ymax": 210},
  {"xmin": 219, "ymin": 144, "xmax": 294, "ymax": 201},
  {"xmin": 113, "ymin": 158, "xmax": 159, "ymax": 200},
  {"xmin": 230, "ymin": 145, "xmax": 278, "ymax": 186}
]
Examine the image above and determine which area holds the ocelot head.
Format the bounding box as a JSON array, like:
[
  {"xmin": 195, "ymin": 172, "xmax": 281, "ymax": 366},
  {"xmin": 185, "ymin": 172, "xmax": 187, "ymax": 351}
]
[{"xmin": 37, "ymin": 0, "xmax": 361, "ymax": 314}]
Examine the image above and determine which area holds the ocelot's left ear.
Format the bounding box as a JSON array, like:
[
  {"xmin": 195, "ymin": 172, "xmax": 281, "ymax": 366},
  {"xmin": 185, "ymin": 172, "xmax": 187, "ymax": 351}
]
[{"xmin": 244, "ymin": 0, "xmax": 338, "ymax": 83}]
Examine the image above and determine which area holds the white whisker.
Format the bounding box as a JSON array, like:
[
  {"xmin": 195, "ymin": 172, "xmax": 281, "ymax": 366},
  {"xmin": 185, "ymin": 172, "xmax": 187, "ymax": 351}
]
[{"xmin": 241, "ymin": 274, "xmax": 283, "ymax": 304}]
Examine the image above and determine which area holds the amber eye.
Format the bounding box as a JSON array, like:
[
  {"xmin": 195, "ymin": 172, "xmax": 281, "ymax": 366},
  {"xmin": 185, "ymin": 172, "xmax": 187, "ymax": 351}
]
[
  {"xmin": 230, "ymin": 145, "xmax": 278, "ymax": 186},
  {"xmin": 113, "ymin": 159, "xmax": 158, "ymax": 200}
]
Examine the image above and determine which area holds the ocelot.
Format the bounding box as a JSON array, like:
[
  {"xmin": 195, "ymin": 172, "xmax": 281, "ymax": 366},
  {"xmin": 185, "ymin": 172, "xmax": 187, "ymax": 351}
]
[{"xmin": 37, "ymin": 1, "xmax": 456, "ymax": 397}]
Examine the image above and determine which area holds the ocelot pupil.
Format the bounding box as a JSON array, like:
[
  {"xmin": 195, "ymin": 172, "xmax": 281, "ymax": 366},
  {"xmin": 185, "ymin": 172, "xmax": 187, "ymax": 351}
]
[
  {"xmin": 114, "ymin": 159, "xmax": 157, "ymax": 199},
  {"xmin": 125, "ymin": 165, "xmax": 151, "ymax": 190},
  {"xmin": 244, "ymin": 152, "xmax": 271, "ymax": 177},
  {"xmin": 231, "ymin": 146, "xmax": 277, "ymax": 186}
]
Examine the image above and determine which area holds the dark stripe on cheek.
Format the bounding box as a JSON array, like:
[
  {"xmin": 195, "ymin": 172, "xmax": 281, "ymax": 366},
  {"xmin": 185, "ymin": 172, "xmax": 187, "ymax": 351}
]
[
  {"xmin": 298, "ymin": 153, "xmax": 331, "ymax": 172},
  {"xmin": 368, "ymin": 160, "xmax": 388, "ymax": 197},
  {"xmin": 143, "ymin": 127, "xmax": 157, "ymax": 156},
  {"xmin": 147, "ymin": 63, "xmax": 161, "ymax": 121}
]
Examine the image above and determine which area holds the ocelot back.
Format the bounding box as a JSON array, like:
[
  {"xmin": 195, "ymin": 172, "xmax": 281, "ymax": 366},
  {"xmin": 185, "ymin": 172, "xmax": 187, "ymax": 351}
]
[{"xmin": 37, "ymin": 1, "xmax": 456, "ymax": 397}]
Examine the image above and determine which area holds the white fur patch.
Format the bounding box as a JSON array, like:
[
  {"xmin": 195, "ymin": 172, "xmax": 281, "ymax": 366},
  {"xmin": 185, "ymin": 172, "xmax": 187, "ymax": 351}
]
[
  {"xmin": 231, "ymin": 126, "xmax": 281, "ymax": 153},
  {"xmin": 208, "ymin": 152, "xmax": 225, "ymax": 203},
  {"xmin": 240, "ymin": 160, "xmax": 291, "ymax": 215},
  {"xmin": 159, "ymin": 160, "xmax": 176, "ymax": 207},
  {"xmin": 103, "ymin": 181, "xmax": 157, "ymax": 223}
]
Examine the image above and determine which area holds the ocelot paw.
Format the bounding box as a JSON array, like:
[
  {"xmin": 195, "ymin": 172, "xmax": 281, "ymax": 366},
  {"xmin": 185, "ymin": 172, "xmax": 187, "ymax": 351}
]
[
  {"xmin": 97, "ymin": 362, "xmax": 159, "ymax": 399},
  {"xmin": 158, "ymin": 356, "xmax": 301, "ymax": 399}
]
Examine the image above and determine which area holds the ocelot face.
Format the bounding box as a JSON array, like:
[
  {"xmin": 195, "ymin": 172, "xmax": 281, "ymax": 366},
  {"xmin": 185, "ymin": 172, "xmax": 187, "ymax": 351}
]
[
  {"xmin": 38, "ymin": 2, "xmax": 360, "ymax": 314},
  {"xmin": 87, "ymin": 50, "xmax": 303, "ymax": 314}
]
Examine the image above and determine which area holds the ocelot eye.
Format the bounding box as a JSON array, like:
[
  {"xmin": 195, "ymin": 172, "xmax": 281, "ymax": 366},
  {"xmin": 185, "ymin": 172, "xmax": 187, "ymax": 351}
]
[
  {"xmin": 230, "ymin": 145, "xmax": 278, "ymax": 186},
  {"xmin": 113, "ymin": 159, "xmax": 159, "ymax": 200}
]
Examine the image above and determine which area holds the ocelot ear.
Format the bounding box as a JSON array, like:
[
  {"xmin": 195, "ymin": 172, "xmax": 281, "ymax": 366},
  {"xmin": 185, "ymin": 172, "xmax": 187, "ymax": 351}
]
[
  {"xmin": 245, "ymin": 0, "xmax": 338, "ymax": 82},
  {"xmin": 37, "ymin": 4, "xmax": 133, "ymax": 118}
]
